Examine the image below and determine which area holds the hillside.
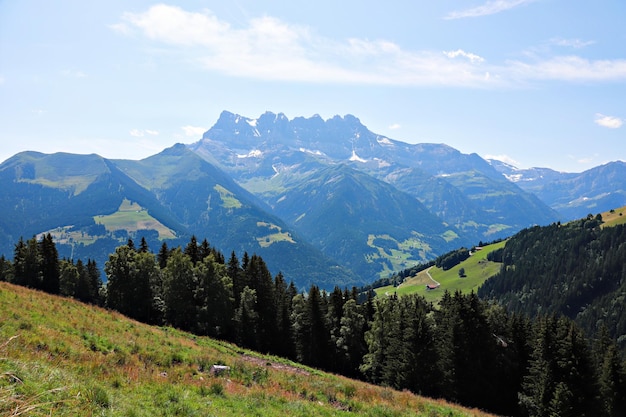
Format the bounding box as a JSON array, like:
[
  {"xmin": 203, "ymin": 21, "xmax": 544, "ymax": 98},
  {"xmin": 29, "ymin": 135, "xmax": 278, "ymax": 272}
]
[
  {"xmin": 0, "ymin": 148, "xmax": 355, "ymax": 290},
  {"xmin": 490, "ymin": 159, "xmax": 626, "ymax": 221},
  {"xmin": 478, "ymin": 212, "xmax": 626, "ymax": 351},
  {"xmin": 0, "ymin": 282, "xmax": 493, "ymax": 416},
  {"xmin": 374, "ymin": 240, "xmax": 506, "ymax": 304}
]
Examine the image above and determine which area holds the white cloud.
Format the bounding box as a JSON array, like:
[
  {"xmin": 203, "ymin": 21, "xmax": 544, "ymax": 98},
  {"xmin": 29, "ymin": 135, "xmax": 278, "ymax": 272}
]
[
  {"xmin": 113, "ymin": 5, "xmax": 626, "ymax": 88},
  {"xmin": 445, "ymin": 0, "xmax": 537, "ymax": 19},
  {"xmin": 443, "ymin": 49, "xmax": 484, "ymax": 63},
  {"xmin": 182, "ymin": 125, "xmax": 207, "ymax": 137},
  {"xmin": 594, "ymin": 113, "xmax": 623, "ymax": 129},
  {"xmin": 388, "ymin": 123, "xmax": 401, "ymax": 130},
  {"xmin": 145, "ymin": 129, "xmax": 159, "ymax": 136}
]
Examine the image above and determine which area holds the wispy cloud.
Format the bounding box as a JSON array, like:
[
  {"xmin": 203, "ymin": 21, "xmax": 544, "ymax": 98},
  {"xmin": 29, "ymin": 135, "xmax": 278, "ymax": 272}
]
[
  {"xmin": 549, "ymin": 38, "xmax": 595, "ymax": 49},
  {"xmin": 130, "ymin": 129, "xmax": 159, "ymax": 137},
  {"xmin": 444, "ymin": 0, "xmax": 537, "ymax": 20},
  {"xmin": 182, "ymin": 125, "xmax": 207, "ymax": 137},
  {"xmin": 388, "ymin": 123, "xmax": 401, "ymax": 130},
  {"xmin": 507, "ymin": 56, "xmax": 626, "ymax": 82},
  {"xmin": 112, "ymin": 4, "xmax": 626, "ymax": 88},
  {"xmin": 594, "ymin": 113, "xmax": 623, "ymax": 129}
]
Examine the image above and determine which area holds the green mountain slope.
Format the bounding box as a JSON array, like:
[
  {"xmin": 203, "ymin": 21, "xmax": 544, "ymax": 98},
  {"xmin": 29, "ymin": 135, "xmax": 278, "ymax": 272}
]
[
  {"xmin": 376, "ymin": 240, "xmax": 506, "ymax": 304},
  {"xmin": 0, "ymin": 148, "xmax": 355, "ymax": 289},
  {"xmin": 478, "ymin": 213, "xmax": 626, "ymax": 351},
  {"xmin": 270, "ymin": 163, "xmax": 460, "ymax": 279},
  {"xmin": 0, "ymin": 282, "xmax": 494, "ymax": 416}
]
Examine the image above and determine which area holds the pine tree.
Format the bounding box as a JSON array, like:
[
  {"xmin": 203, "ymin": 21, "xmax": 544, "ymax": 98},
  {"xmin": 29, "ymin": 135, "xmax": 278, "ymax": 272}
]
[
  {"xmin": 157, "ymin": 242, "xmax": 169, "ymax": 269},
  {"xmin": 86, "ymin": 259, "xmax": 103, "ymax": 305},
  {"xmin": 138, "ymin": 236, "xmax": 149, "ymax": 253},
  {"xmin": 273, "ymin": 272, "xmax": 296, "ymax": 358},
  {"xmin": 234, "ymin": 286, "xmax": 259, "ymax": 349},
  {"xmin": 245, "ymin": 255, "xmax": 276, "ymax": 353},
  {"xmin": 38, "ymin": 233, "xmax": 60, "ymax": 294},
  {"xmin": 13, "ymin": 237, "xmax": 42, "ymax": 289},
  {"xmin": 184, "ymin": 235, "xmax": 200, "ymax": 264},
  {"xmin": 162, "ymin": 248, "xmax": 197, "ymax": 331},
  {"xmin": 291, "ymin": 293, "xmax": 312, "ymax": 364},
  {"xmin": 361, "ymin": 297, "xmax": 392, "ymax": 384},
  {"xmin": 194, "ymin": 254, "xmax": 233, "ymax": 338},
  {"xmin": 59, "ymin": 259, "xmax": 79, "ymax": 298},
  {"xmin": 335, "ymin": 298, "xmax": 366, "ymax": 377},
  {"xmin": 0, "ymin": 255, "xmax": 12, "ymax": 282}
]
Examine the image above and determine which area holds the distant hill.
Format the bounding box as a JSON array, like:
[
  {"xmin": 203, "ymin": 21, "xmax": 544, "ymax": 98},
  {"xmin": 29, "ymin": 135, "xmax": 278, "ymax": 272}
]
[
  {"xmin": 478, "ymin": 212, "xmax": 626, "ymax": 351},
  {"xmin": 0, "ymin": 147, "xmax": 355, "ymax": 289},
  {"xmin": 0, "ymin": 281, "xmax": 494, "ymax": 416},
  {"xmin": 489, "ymin": 159, "xmax": 626, "ymax": 220}
]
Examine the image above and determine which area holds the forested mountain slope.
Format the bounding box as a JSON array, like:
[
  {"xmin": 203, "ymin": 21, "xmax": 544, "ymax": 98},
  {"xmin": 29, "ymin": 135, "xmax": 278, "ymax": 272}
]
[{"xmin": 479, "ymin": 215, "xmax": 626, "ymax": 350}]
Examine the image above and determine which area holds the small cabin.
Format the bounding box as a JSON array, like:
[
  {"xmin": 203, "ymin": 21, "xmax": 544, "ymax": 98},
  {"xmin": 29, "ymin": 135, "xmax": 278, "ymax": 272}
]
[{"xmin": 426, "ymin": 284, "xmax": 439, "ymax": 290}]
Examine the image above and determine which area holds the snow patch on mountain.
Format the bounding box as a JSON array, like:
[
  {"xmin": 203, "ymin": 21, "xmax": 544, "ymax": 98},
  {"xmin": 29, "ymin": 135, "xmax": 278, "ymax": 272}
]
[
  {"xmin": 377, "ymin": 137, "xmax": 394, "ymax": 147},
  {"xmin": 299, "ymin": 147, "xmax": 325, "ymax": 156},
  {"xmin": 349, "ymin": 150, "xmax": 368, "ymax": 163},
  {"xmin": 237, "ymin": 149, "xmax": 263, "ymax": 158}
]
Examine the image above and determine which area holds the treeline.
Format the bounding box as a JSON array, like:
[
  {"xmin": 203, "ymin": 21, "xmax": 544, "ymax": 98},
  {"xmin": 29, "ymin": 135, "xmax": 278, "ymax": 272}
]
[
  {"xmin": 479, "ymin": 215, "xmax": 626, "ymax": 352},
  {"xmin": 2, "ymin": 234, "xmax": 626, "ymax": 416},
  {"xmin": 0, "ymin": 234, "xmax": 103, "ymax": 304}
]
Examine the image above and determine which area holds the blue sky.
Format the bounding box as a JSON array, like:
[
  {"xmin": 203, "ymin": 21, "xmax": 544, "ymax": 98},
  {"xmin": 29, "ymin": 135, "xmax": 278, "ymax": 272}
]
[{"xmin": 1, "ymin": 0, "xmax": 625, "ymax": 172}]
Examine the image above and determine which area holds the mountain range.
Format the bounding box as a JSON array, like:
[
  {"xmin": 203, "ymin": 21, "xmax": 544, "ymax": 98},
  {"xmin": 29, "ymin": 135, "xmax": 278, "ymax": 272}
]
[{"xmin": 1, "ymin": 110, "xmax": 625, "ymax": 289}]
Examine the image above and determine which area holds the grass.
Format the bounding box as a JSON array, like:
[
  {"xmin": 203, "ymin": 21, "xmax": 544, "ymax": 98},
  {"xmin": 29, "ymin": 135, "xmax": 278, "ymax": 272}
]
[
  {"xmin": 366, "ymin": 234, "xmax": 434, "ymax": 278},
  {"xmin": 601, "ymin": 206, "xmax": 626, "ymax": 228},
  {"xmin": 256, "ymin": 222, "xmax": 296, "ymax": 247},
  {"xmin": 375, "ymin": 240, "xmax": 506, "ymax": 304},
  {"xmin": 0, "ymin": 282, "xmax": 495, "ymax": 416},
  {"xmin": 38, "ymin": 225, "xmax": 101, "ymax": 246},
  {"xmin": 214, "ymin": 185, "xmax": 243, "ymax": 209},
  {"xmin": 94, "ymin": 198, "xmax": 176, "ymax": 239}
]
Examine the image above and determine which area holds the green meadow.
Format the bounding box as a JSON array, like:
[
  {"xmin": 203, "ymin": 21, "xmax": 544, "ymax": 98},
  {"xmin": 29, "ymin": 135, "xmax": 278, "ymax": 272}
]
[
  {"xmin": 376, "ymin": 240, "xmax": 506, "ymax": 304},
  {"xmin": 94, "ymin": 199, "xmax": 176, "ymax": 239},
  {"xmin": 0, "ymin": 282, "xmax": 494, "ymax": 416}
]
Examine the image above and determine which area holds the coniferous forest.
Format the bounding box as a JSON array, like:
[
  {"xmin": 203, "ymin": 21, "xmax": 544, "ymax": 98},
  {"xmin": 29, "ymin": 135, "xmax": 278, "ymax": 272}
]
[{"xmin": 1, "ymin": 229, "xmax": 626, "ymax": 416}]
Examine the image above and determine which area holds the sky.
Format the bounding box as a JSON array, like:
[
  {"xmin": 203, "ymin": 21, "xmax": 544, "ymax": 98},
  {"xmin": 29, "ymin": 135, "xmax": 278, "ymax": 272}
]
[{"xmin": 1, "ymin": 0, "xmax": 625, "ymax": 172}]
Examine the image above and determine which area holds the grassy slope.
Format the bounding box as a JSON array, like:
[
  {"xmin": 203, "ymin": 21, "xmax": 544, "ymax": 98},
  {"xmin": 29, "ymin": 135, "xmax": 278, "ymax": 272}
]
[
  {"xmin": 0, "ymin": 282, "xmax": 494, "ymax": 416},
  {"xmin": 601, "ymin": 205, "xmax": 626, "ymax": 228},
  {"xmin": 375, "ymin": 241, "xmax": 506, "ymax": 304},
  {"xmin": 94, "ymin": 198, "xmax": 176, "ymax": 239}
]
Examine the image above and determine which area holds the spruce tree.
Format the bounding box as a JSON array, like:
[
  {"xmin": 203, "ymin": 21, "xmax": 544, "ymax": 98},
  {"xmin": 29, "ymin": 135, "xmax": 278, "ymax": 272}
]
[
  {"xmin": 38, "ymin": 233, "xmax": 60, "ymax": 294},
  {"xmin": 234, "ymin": 286, "xmax": 259, "ymax": 349},
  {"xmin": 162, "ymin": 248, "xmax": 197, "ymax": 330},
  {"xmin": 194, "ymin": 254, "xmax": 233, "ymax": 338}
]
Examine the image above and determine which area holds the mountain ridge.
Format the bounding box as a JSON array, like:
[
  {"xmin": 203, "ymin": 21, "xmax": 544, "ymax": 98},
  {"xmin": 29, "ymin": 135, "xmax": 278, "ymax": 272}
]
[{"xmin": 1, "ymin": 110, "xmax": 625, "ymax": 289}]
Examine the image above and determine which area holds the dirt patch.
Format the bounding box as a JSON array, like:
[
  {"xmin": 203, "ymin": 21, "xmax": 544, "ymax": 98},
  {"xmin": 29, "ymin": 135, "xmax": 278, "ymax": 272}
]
[{"xmin": 240, "ymin": 354, "xmax": 310, "ymax": 376}]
